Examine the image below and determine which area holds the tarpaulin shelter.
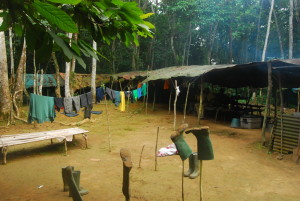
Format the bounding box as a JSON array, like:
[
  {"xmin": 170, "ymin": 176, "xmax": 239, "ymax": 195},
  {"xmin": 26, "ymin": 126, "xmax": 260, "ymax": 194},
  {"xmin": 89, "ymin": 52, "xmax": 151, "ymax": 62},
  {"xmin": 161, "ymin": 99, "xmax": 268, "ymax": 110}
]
[{"xmin": 25, "ymin": 74, "xmax": 64, "ymax": 88}]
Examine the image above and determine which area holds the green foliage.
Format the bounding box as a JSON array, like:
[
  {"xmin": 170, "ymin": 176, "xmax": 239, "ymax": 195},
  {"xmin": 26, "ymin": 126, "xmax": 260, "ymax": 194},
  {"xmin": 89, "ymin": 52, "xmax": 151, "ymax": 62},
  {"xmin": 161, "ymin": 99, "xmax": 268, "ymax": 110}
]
[{"xmin": 33, "ymin": 1, "xmax": 79, "ymax": 33}]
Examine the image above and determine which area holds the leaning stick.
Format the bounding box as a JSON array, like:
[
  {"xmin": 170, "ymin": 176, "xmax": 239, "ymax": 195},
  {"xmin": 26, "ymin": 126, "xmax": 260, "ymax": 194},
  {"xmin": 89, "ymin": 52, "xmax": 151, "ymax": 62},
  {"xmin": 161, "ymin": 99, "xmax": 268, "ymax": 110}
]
[
  {"xmin": 174, "ymin": 80, "xmax": 178, "ymax": 130},
  {"xmin": 183, "ymin": 82, "xmax": 191, "ymax": 123},
  {"xmin": 104, "ymin": 95, "xmax": 112, "ymax": 152},
  {"xmin": 152, "ymin": 87, "xmax": 156, "ymax": 112},
  {"xmin": 199, "ymin": 160, "xmax": 203, "ymax": 201},
  {"xmin": 182, "ymin": 161, "xmax": 185, "ymax": 201},
  {"xmin": 155, "ymin": 127, "xmax": 159, "ymax": 171},
  {"xmin": 168, "ymin": 88, "xmax": 172, "ymax": 114},
  {"xmin": 138, "ymin": 145, "xmax": 145, "ymax": 168}
]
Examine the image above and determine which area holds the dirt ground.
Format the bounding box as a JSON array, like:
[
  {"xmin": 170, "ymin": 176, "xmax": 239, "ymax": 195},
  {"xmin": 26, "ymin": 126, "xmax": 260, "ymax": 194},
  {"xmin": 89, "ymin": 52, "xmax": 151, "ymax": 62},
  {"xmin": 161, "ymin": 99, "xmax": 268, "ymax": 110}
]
[{"xmin": 0, "ymin": 102, "xmax": 300, "ymax": 201}]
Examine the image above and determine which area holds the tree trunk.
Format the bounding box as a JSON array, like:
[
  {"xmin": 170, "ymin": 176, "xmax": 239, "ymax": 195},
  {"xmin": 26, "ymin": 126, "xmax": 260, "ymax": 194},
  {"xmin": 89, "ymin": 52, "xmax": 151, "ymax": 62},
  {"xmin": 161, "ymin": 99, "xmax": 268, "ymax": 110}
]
[
  {"xmin": 9, "ymin": 28, "xmax": 14, "ymax": 85},
  {"xmin": 228, "ymin": 24, "xmax": 233, "ymax": 64},
  {"xmin": 33, "ymin": 51, "xmax": 37, "ymax": 94},
  {"xmin": 255, "ymin": 0, "xmax": 263, "ymax": 61},
  {"xmin": 207, "ymin": 23, "xmax": 219, "ymax": 64},
  {"xmin": 262, "ymin": 0, "xmax": 274, "ymax": 61},
  {"xmin": 70, "ymin": 33, "xmax": 77, "ymax": 96},
  {"xmin": 38, "ymin": 69, "xmax": 43, "ymax": 95},
  {"xmin": 91, "ymin": 40, "xmax": 97, "ymax": 103},
  {"xmin": 272, "ymin": 5, "xmax": 284, "ymax": 58},
  {"xmin": 289, "ymin": 0, "xmax": 294, "ymax": 59},
  {"xmin": 14, "ymin": 39, "xmax": 26, "ymax": 105},
  {"xmin": 0, "ymin": 16, "xmax": 12, "ymax": 117},
  {"xmin": 65, "ymin": 33, "xmax": 72, "ymax": 98},
  {"xmin": 186, "ymin": 23, "xmax": 192, "ymax": 66},
  {"xmin": 52, "ymin": 52, "xmax": 61, "ymax": 97}
]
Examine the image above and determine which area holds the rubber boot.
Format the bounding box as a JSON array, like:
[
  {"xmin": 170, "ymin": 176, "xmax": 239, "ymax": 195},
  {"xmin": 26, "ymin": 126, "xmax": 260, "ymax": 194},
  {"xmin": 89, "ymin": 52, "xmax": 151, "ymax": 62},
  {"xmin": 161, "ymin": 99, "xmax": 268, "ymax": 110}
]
[
  {"xmin": 189, "ymin": 153, "xmax": 200, "ymax": 179},
  {"xmin": 65, "ymin": 166, "xmax": 83, "ymax": 201},
  {"xmin": 62, "ymin": 166, "xmax": 74, "ymax": 192},
  {"xmin": 69, "ymin": 170, "xmax": 89, "ymax": 197},
  {"xmin": 184, "ymin": 152, "xmax": 196, "ymax": 177}
]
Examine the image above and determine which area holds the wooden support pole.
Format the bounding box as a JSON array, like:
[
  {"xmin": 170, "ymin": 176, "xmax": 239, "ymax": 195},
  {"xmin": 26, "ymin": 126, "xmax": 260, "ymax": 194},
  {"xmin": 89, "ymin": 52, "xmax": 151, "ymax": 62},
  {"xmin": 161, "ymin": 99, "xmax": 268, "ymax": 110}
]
[
  {"xmin": 168, "ymin": 89, "xmax": 172, "ymax": 115},
  {"xmin": 279, "ymin": 73, "xmax": 284, "ymax": 158},
  {"xmin": 182, "ymin": 161, "xmax": 185, "ymax": 201},
  {"xmin": 51, "ymin": 139, "xmax": 53, "ymax": 145},
  {"xmin": 64, "ymin": 139, "xmax": 68, "ymax": 156},
  {"xmin": 298, "ymin": 90, "xmax": 300, "ymax": 112},
  {"xmin": 146, "ymin": 82, "xmax": 149, "ymax": 115},
  {"xmin": 152, "ymin": 87, "xmax": 156, "ymax": 112},
  {"xmin": 174, "ymin": 80, "xmax": 178, "ymax": 130},
  {"xmin": 198, "ymin": 77, "xmax": 204, "ymax": 125},
  {"xmin": 155, "ymin": 127, "xmax": 159, "ymax": 171},
  {"xmin": 261, "ymin": 61, "xmax": 272, "ymax": 146},
  {"xmin": 83, "ymin": 134, "xmax": 88, "ymax": 149},
  {"xmin": 2, "ymin": 147, "xmax": 8, "ymax": 165},
  {"xmin": 104, "ymin": 95, "xmax": 112, "ymax": 152},
  {"xmin": 183, "ymin": 82, "xmax": 191, "ymax": 123},
  {"xmin": 138, "ymin": 145, "xmax": 145, "ymax": 168},
  {"xmin": 199, "ymin": 160, "xmax": 203, "ymax": 201}
]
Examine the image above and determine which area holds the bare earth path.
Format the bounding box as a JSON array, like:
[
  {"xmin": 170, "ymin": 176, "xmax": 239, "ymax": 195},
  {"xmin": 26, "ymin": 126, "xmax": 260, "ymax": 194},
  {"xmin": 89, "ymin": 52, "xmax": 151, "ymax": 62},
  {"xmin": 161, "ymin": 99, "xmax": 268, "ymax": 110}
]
[{"xmin": 0, "ymin": 102, "xmax": 299, "ymax": 201}]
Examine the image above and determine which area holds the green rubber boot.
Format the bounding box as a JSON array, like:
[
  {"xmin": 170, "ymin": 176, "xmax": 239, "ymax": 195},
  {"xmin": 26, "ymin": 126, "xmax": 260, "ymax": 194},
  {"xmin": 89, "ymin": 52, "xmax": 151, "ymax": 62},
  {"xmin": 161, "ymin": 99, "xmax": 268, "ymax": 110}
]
[
  {"xmin": 171, "ymin": 134, "xmax": 193, "ymax": 161},
  {"xmin": 185, "ymin": 126, "xmax": 214, "ymax": 160},
  {"xmin": 65, "ymin": 166, "xmax": 83, "ymax": 201},
  {"xmin": 62, "ymin": 166, "xmax": 74, "ymax": 192},
  {"xmin": 189, "ymin": 152, "xmax": 200, "ymax": 179},
  {"xmin": 184, "ymin": 152, "xmax": 196, "ymax": 177},
  {"xmin": 69, "ymin": 170, "xmax": 89, "ymax": 197}
]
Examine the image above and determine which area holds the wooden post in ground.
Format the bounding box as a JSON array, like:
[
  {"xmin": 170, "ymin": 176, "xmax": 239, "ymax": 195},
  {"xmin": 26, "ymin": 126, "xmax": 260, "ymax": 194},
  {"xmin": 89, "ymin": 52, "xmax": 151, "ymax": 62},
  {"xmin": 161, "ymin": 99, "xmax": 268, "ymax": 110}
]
[
  {"xmin": 182, "ymin": 161, "xmax": 185, "ymax": 201},
  {"xmin": 183, "ymin": 82, "xmax": 191, "ymax": 123},
  {"xmin": 278, "ymin": 73, "xmax": 284, "ymax": 158},
  {"xmin": 152, "ymin": 87, "xmax": 156, "ymax": 112},
  {"xmin": 174, "ymin": 80, "xmax": 178, "ymax": 130},
  {"xmin": 168, "ymin": 89, "xmax": 172, "ymax": 115},
  {"xmin": 197, "ymin": 77, "xmax": 204, "ymax": 125},
  {"xmin": 261, "ymin": 61, "xmax": 272, "ymax": 146},
  {"xmin": 199, "ymin": 160, "xmax": 203, "ymax": 201},
  {"xmin": 298, "ymin": 90, "xmax": 300, "ymax": 112},
  {"xmin": 2, "ymin": 147, "xmax": 7, "ymax": 165},
  {"xmin": 104, "ymin": 95, "xmax": 112, "ymax": 152},
  {"xmin": 155, "ymin": 127, "xmax": 159, "ymax": 171},
  {"xmin": 64, "ymin": 139, "xmax": 68, "ymax": 156},
  {"xmin": 138, "ymin": 145, "xmax": 145, "ymax": 168}
]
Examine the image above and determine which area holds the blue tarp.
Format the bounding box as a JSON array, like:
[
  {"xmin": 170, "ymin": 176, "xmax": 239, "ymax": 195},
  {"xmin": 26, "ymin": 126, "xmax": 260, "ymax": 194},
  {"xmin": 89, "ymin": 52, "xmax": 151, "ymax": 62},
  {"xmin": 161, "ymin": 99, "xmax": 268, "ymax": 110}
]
[{"xmin": 25, "ymin": 74, "xmax": 61, "ymax": 89}]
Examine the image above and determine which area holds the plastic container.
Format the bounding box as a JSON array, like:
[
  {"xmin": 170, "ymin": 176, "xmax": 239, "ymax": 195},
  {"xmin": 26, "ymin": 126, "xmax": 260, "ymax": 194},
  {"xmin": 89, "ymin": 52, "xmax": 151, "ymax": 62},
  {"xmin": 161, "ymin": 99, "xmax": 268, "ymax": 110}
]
[
  {"xmin": 230, "ymin": 118, "xmax": 240, "ymax": 128},
  {"xmin": 240, "ymin": 117, "xmax": 262, "ymax": 129}
]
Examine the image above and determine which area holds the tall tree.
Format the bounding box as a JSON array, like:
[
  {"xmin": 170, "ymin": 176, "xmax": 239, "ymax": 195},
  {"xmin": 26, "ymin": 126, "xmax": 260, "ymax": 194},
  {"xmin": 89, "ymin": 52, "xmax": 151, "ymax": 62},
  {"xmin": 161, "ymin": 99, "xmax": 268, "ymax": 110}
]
[
  {"xmin": 289, "ymin": 0, "xmax": 294, "ymax": 59},
  {"xmin": 0, "ymin": 14, "xmax": 11, "ymax": 118},
  {"xmin": 262, "ymin": 0, "xmax": 275, "ymax": 61},
  {"xmin": 91, "ymin": 40, "xmax": 97, "ymax": 103}
]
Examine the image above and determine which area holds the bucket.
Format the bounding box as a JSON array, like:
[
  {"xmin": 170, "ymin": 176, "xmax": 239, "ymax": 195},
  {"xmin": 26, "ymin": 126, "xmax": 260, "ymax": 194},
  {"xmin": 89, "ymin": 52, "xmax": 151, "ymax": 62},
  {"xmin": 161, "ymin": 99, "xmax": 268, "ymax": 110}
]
[{"xmin": 230, "ymin": 118, "xmax": 240, "ymax": 128}]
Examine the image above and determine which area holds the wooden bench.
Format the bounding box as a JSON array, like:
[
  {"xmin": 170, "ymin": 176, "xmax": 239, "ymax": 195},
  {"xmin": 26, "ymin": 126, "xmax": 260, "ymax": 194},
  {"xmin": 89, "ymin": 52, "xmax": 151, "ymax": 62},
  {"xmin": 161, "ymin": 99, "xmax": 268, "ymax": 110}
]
[{"xmin": 0, "ymin": 127, "xmax": 89, "ymax": 164}]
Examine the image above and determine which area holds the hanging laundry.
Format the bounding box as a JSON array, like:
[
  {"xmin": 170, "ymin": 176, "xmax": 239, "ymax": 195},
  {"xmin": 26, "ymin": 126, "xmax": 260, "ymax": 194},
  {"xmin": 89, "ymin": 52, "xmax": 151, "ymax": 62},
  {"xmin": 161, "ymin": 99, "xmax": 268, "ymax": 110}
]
[
  {"xmin": 119, "ymin": 91, "xmax": 126, "ymax": 112},
  {"xmin": 28, "ymin": 93, "xmax": 56, "ymax": 124},
  {"xmin": 132, "ymin": 89, "xmax": 138, "ymax": 101},
  {"xmin": 80, "ymin": 93, "xmax": 88, "ymax": 108},
  {"xmin": 72, "ymin": 96, "xmax": 80, "ymax": 113},
  {"xmin": 84, "ymin": 104, "xmax": 93, "ymax": 119},
  {"xmin": 54, "ymin": 97, "xmax": 64, "ymax": 112},
  {"xmin": 137, "ymin": 88, "xmax": 142, "ymax": 99},
  {"xmin": 137, "ymin": 82, "xmax": 142, "ymax": 88},
  {"xmin": 64, "ymin": 97, "xmax": 73, "ymax": 114},
  {"xmin": 114, "ymin": 90, "xmax": 121, "ymax": 106},
  {"xmin": 105, "ymin": 88, "xmax": 115, "ymax": 100},
  {"xmin": 176, "ymin": 86, "xmax": 180, "ymax": 96},
  {"xmin": 163, "ymin": 80, "xmax": 170, "ymax": 90},
  {"xmin": 86, "ymin": 91, "xmax": 93, "ymax": 105},
  {"xmin": 141, "ymin": 83, "xmax": 147, "ymax": 96},
  {"xmin": 96, "ymin": 87, "xmax": 105, "ymax": 103}
]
